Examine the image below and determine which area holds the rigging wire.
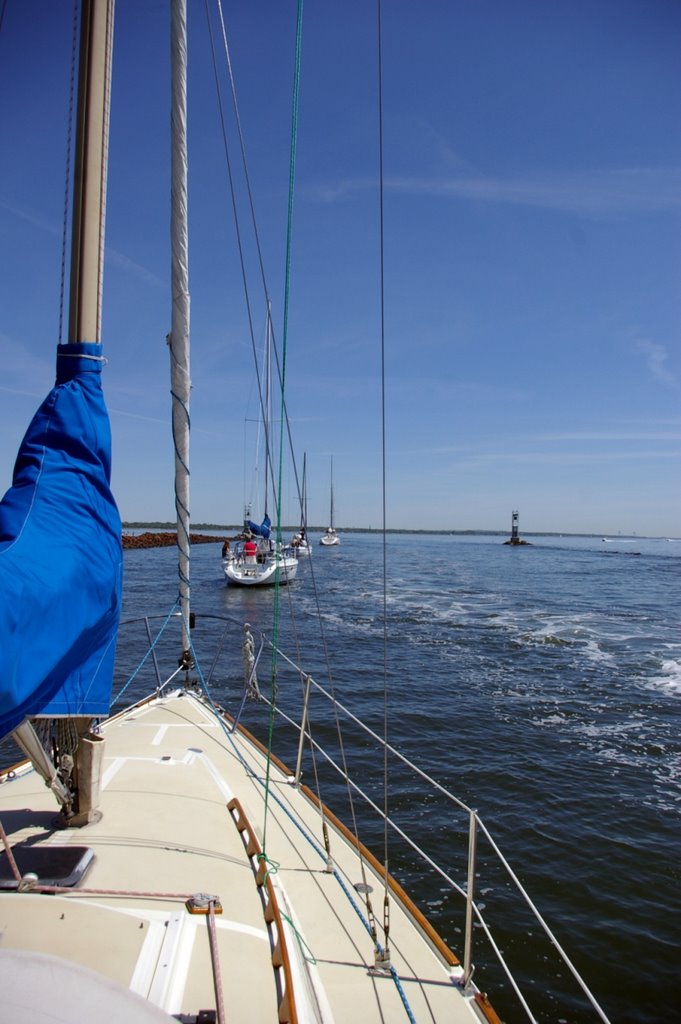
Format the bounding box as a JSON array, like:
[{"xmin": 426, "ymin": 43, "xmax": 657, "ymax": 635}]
[
  {"xmin": 204, "ymin": 0, "xmax": 364, "ymax": 903},
  {"xmin": 265, "ymin": 0, "xmax": 305, "ymax": 852},
  {"xmin": 204, "ymin": 0, "xmax": 388, "ymax": 949},
  {"xmin": 207, "ymin": 0, "xmax": 301, "ymax": 533},
  {"xmin": 203, "ymin": 0, "xmax": 271, "ymax": 490},
  {"xmin": 376, "ymin": 0, "xmax": 392, "ymax": 961},
  {"xmin": 212, "ymin": 0, "xmax": 305, "ymax": 523},
  {"xmin": 205, "ymin": 0, "xmax": 306, "ymax": 851}
]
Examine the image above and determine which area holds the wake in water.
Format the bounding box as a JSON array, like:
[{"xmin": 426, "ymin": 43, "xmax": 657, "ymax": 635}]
[{"xmin": 119, "ymin": 532, "xmax": 680, "ymax": 1024}]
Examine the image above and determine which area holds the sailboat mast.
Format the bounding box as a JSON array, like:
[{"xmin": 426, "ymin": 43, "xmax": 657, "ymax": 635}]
[
  {"xmin": 330, "ymin": 456, "xmax": 334, "ymax": 529},
  {"xmin": 68, "ymin": 0, "xmax": 115, "ymax": 345},
  {"xmin": 169, "ymin": 0, "xmax": 191, "ymax": 653},
  {"xmin": 264, "ymin": 303, "xmax": 272, "ymax": 515}
]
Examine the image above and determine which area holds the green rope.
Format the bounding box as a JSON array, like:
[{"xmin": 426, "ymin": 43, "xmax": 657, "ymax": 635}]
[
  {"xmin": 263, "ymin": 0, "xmax": 304, "ymax": 853},
  {"xmin": 256, "ymin": 851, "xmax": 280, "ymax": 886},
  {"xmin": 281, "ymin": 912, "xmax": 318, "ymax": 964}
]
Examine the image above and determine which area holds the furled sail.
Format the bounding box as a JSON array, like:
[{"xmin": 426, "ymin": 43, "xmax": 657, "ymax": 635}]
[
  {"xmin": 246, "ymin": 513, "xmax": 272, "ymax": 539},
  {"xmin": 0, "ymin": 342, "xmax": 122, "ymax": 739}
]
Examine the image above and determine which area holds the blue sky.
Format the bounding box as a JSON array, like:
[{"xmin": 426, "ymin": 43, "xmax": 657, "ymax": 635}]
[{"xmin": 1, "ymin": 1, "xmax": 679, "ymax": 536}]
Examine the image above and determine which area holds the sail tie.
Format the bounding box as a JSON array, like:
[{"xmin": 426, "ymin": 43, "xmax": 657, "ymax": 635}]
[{"xmin": 57, "ymin": 350, "xmax": 107, "ymax": 362}]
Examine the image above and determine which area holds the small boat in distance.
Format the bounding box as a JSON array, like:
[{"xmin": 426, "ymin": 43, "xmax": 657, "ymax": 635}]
[{"xmin": 320, "ymin": 455, "xmax": 341, "ymax": 546}]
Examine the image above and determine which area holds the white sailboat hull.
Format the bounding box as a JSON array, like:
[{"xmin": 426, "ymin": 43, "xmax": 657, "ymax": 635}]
[{"xmin": 223, "ymin": 553, "xmax": 298, "ymax": 586}]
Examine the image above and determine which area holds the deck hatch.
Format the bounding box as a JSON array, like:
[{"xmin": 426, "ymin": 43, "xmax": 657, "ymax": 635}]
[{"xmin": 0, "ymin": 845, "xmax": 94, "ymax": 889}]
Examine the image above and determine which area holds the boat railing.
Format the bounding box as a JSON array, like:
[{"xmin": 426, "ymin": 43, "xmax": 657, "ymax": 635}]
[
  {"xmin": 250, "ymin": 624, "xmax": 611, "ymax": 1024},
  {"xmin": 110, "ymin": 611, "xmax": 611, "ymax": 1024},
  {"xmin": 265, "ymin": 677, "xmax": 610, "ymax": 1024}
]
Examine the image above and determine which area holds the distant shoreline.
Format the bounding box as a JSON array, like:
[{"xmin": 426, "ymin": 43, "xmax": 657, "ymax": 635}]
[{"xmin": 122, "ymin": 523, "xmax": 662, "ymax": 542}]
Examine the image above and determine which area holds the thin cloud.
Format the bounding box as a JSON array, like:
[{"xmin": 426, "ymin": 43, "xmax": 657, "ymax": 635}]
[
  {"xmin": 635, "ymin": 339, "xmax": 677, "ymax": 387},
  {"xmin": 105, "ymin": 246, "xmax": 165, "ymax": 288},
  {"xmin": 528, "ymin": 430, "xmax": 681, "ymax": 443},
  {"xmin": 397, "ymin": 444, "xmax": 680, "ymax": 463},
  {"xmin": 1, "ymin": 199, "xmax": 164, "ymax": 288},
  {"xmin": 461, "ymin": 450, "xmax": 680, "ymax": 465},
  {"xmin": 0, "ymin": 384, "xmax": 48, "ymax": 399},
  {"xmin": 0, "ymin": 199, "xmax": 59, "ymax": 235},
  {"xmin": 310, "ymin": 167, "xmax": 681, "ymax": 215},
  {"xmin": 108, "ymin": 407, "xmax": 168, "ymax": 425}
]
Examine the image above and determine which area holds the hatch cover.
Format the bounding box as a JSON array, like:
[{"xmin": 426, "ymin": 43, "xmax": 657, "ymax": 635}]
[{"xmin": 0, "ymin": 845, "xmax": 94, "ymax": 889}]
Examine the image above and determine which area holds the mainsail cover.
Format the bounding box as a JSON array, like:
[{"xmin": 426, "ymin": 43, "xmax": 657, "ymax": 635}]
[
  {"xmin": 246, "ymin": 514, "xmax": 271, "ymax": 539},
  {"xmin": 0, "ymin": 343, "xmax": 122, "ymax": 738}
]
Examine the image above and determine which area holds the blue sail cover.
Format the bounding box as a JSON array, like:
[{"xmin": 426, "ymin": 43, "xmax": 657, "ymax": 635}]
[
  {"xmin": 0, "ymin": 343, "xmax": 123, "ymax": 739},
  {"xmin": 246, "ymin": 513, "xmax": 271, "ymax": 539}
]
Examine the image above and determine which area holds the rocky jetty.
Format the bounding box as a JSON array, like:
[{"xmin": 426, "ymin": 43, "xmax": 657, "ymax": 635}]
[{"xmin": 122, "ymin": 532, "xmax": 223, "ymax": 550}]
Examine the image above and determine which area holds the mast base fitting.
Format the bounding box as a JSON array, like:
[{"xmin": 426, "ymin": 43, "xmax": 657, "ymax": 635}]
[{"xmin": 179, "ymin": 650, "xmax": 194, "ymax": 671}]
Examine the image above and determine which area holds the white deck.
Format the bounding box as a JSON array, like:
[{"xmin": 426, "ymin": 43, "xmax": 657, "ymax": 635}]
[{"xmin": 0, "ymin": 692, "xmax": 492, "ymax": 1023}]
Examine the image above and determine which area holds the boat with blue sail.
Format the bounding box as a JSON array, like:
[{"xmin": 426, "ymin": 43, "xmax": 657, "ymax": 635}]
[{"xmin": 223, "ymin": 507, "xmax": 298, "ymax": 587}]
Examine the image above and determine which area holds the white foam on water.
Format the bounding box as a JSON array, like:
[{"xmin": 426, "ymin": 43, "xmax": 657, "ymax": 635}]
[
  {"xmin": 573, "ymin": 718, "xmax": 644, "ymax": 740},
  {"xmin": 645, "ymin": 657, "xmax": 681, "ymax": 695},
  {"xmin": 532, "ymin": 713, "xmax": 568, "ymax": 727}
]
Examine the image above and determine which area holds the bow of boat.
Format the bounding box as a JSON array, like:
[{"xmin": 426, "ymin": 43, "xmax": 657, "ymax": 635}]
[{"xmin": 0, "ymin": 688, "xmax": 487, "ymax": 1024}]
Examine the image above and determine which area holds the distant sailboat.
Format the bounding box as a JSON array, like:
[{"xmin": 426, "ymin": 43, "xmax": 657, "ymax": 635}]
[
  {"xmin": 223, "ymin": 307, "xmax": 298, "ymax": 586},
  {"xmin": 289, "ymin": 452, "xmax": 311, "ymax": 557},
  {"xmin": 320, "ymin": 455, "xmax": 341, "ymax": 546}
]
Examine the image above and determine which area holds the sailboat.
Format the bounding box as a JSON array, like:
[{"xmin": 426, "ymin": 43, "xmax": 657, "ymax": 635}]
[
  {"xmin": 289, "ymin": 452, "xmax": 311, "ymax": 558},
  {"xmin": 0, "ymin": 4, "xmax": 612, "ymax": 1023},
  {"xmin": 223, "ymin": 311, "xmax": 298, "ymax": 587},
  {"xmin": 223, "ymin": 508, "xmax": 299, "ymax": 587},
  {"xmin": 319, "ymin": 455, "xmax": 341, "ymax": 546}
]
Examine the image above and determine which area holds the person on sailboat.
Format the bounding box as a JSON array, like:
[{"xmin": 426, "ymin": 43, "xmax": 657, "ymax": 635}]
[{"xmin": 244, "ymin": 537, "xmax": 257, "ymax": 563}]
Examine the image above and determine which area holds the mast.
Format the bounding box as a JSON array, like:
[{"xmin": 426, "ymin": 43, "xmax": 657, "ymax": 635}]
[
  {"xmin": 264, "ymin": 302, "xmax": 273, "ymax": 516},
  {"xmin": 4, "ymin": 0, "xmax": 121, "ymax": 820},
  {"xmin": 169, "ymin": 0, "xmax": 191, "ymax": 655},
  {"xmin": 330, "ymin": 456, "xmax": 334, "ymax": 529},
  {"xmin": 68, "ymin": 0, "xmax": 115, "ymax": 344}
]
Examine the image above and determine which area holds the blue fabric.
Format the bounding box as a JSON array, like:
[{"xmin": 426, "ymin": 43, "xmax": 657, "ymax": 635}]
[
  {"xmin": 246, "ymin": 513, "xmax": 271, "ymax": 539},
  {"xmin": 0, "ymin": 343, "xmax": 123, "ymax": 738}
]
